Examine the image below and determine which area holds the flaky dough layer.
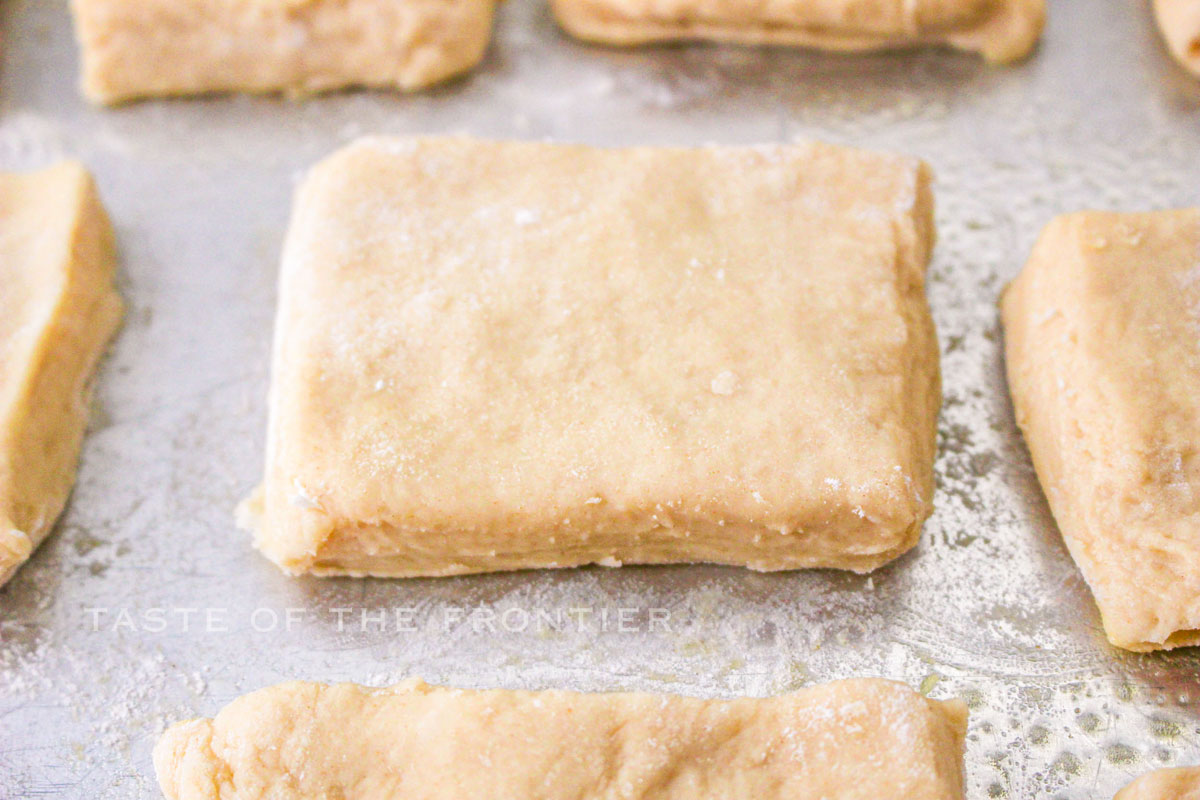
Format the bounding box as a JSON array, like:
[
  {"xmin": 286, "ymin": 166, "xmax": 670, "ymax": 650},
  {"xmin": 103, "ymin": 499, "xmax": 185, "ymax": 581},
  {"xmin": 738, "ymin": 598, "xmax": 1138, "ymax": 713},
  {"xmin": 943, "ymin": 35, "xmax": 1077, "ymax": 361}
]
[
  {"xmin": 70, "ymin": 0, "xmax": 498, "ymax": 104},
  {"xmin": 0, "ymin": 163, "xmax": 123, "ymax": 588},
  {"xmin": 552, "ymin": 0, "xmax": 1044, "ymax": 63},
  {"xmin": 155, "ymin": 678, "xmax": 968, "ymax": 800},
  {"xmin": 243, "ymin": 136, "xmax": 941, "ymax": 578},
  {"xmin": 1002, "ymin": 209, "xmax": 1200, "ymax": 651}
]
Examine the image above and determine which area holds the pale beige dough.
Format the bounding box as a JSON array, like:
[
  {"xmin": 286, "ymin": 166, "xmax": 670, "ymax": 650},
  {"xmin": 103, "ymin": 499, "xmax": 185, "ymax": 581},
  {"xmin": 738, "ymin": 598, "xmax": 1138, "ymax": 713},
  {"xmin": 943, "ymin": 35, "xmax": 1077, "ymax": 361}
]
[
  {"xmin": 1116, "ymin": 766, "xmax": 1200, "ymax": 800},
  {"xmin": 1154, "ymin": 0, "xmax": 1200, "ymax": 76},
  {"xmin": 0, "ymin": 163, "xmax": 123, "ymax": 589},
  {"xmin": 70, "ymin": 0, "xmax": 499, "ymax": 104},
  {"xmin": 1002, "ymin": 209, "xmax": 1200, "ymax": 651},
  {"xmin": 241, "ymin": 136, "xmax": 941, "ymax": 578},
  {"xmin": 552, "ymin": 0, "xmax": 1044, "ymax": 63},
  {"xmin": 155, "ymin": 677, "xmax": 968, "ymax": 800}
]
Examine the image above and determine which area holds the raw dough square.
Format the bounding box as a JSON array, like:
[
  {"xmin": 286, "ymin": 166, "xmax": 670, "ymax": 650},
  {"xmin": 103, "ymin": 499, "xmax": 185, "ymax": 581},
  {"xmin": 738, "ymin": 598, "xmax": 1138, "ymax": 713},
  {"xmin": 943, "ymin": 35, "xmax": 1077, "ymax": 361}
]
[
  {"xmin": 1116, "ymin": 767, "xmax": 1200, "ymax": 800},
  {"xmin": 1154, "ymin": 0, "xmax": 1200, "ymax": 77},
  {"xmin": 551, "ymin": 0, "xmax": 1044, "ymax": 64},
  {"xmin": 0, "ymin": 163, "xmax": 123, "ymax": 588},
  {"xmin": 70, "ymin": 0, "xmax": 499, "ymax": 104},
  {"xmin": 155, "ymin": 678, "xmax": 968, "ymax": 800},
  {"xmin": 1002, "ymin": 209, "xmax": 1200, "ymax": 651},
  {"xmin": 243, "ymin": 136, "xmax": 941, "ymax": 578}
]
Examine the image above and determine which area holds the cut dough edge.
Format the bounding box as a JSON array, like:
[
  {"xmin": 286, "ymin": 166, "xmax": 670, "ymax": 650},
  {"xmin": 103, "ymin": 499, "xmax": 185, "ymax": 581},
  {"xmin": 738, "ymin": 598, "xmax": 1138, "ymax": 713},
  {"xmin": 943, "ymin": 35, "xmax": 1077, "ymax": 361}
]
[{"xmin": 238, "ymin": 487, "xmax": 931, "ymax": 577}]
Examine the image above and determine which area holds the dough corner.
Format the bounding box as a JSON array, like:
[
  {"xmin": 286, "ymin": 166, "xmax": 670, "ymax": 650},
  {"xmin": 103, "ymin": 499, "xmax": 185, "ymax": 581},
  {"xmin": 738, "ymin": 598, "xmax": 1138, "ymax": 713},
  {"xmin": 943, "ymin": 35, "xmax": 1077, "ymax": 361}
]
[
  {"xmin": 1153, "ymin": 0, "xmax": 1200, "ymax": 77},
  {"xmin": 953, "ymin": 0, "xmax": 1046, "ymax": 64},
  {"xmin": 0, "ymin": 528, "xmax": 34, "ymax": 587},
  {"xmin": 1115, "ymin": 766, "xmax": 1200, "ymax": 800}
]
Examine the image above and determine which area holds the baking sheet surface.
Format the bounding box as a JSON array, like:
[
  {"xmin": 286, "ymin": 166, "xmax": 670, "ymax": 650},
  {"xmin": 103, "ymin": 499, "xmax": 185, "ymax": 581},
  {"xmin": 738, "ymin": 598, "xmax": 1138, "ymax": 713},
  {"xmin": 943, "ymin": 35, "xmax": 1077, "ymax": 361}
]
[{"xmin": 2, "ymin": 1, "xmax": 1199, "ymax": 797}]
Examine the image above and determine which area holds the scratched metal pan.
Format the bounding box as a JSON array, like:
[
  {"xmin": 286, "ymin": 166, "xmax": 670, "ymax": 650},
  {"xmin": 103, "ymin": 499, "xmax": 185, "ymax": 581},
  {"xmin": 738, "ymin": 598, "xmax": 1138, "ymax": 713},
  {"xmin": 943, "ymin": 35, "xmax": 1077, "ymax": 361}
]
[{"xmin": 1, "ymin": 0, "xmax": 1199, "ymax": 797}]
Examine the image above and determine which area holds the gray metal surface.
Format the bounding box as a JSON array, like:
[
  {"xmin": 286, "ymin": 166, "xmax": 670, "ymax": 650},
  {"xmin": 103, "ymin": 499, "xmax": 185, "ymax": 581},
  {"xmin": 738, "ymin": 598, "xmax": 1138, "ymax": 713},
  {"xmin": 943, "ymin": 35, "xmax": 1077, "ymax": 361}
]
[{"xmin": 1, "ymin": 0, "xmax": 1199, "ymax": 797}]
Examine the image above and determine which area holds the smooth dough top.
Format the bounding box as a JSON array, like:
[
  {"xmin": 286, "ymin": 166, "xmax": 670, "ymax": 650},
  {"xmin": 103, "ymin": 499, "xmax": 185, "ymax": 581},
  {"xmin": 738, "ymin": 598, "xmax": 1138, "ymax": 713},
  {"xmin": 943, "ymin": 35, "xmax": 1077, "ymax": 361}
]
[
  {"xmin": 0, "ymin": 162, "xmax": 123, "ymax": 587},
  {"xmin": 155, "ymin": 677, "xmax": 968, "ymax": 800},
  {"xmin": 551, "ymin": 0, "xmax": 1045, "ymax": 63},
  {"xmin": 1002, "ymin": 209, "xmax": 1200, "ymax": 651},
  {"xmin": 247, "ymin": 136, "xmax": 940, "ymax": 577},
  {"xmin": 1116, "ymin": 767, "xmax": 1200, "ymax": 800}
]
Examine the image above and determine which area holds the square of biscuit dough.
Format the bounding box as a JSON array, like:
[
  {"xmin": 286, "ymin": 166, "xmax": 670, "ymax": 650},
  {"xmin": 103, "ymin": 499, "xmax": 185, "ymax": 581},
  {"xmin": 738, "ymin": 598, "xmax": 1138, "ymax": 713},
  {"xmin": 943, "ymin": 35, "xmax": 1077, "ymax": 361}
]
[
  {"xmin": 0, "ymin": 163, "xmax": 123, "ymax": 588},
  {"xmin": 242, "ymin": 136, "xmax": 941, "ymax": 578},
  {"xmin": 1003, "ymin": 209, "xmax": 1200, "ymax": 651},
  {"xmin": 70, "ymin": 0, "xmax": 499, "ymax": 104},
  {"xmin": 551, "ymin": 0, "xmax": 1045, "ymax": 64}
]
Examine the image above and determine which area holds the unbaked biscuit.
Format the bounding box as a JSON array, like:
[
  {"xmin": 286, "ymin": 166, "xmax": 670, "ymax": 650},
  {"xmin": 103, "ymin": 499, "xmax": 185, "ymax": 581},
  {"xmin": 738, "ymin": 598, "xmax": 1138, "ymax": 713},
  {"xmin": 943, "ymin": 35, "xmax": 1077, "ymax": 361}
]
[
  {"xmin": 240, "ymin": 136, "xmax": 941, "ymax": 578},
  {"xmin": 1154, "ymin": 0, "xmax": 1200, "ymax": 77},
  {"xmin": 551, "ymin": 0, "xmax": 1045, "ymax": 64},
  {"xmin": 0, "ymin": 163, "xmax": 123, "ymax": 588},
  {"xmin": 70, "ymin": 0, "xmax": 499, "ymax": 104},
  {"xmin": 155, "ymin": 678, "xmax": 968, "ymax": 800},
  {"xmin": 1002, "ymin": 209, "xmax": 1200, "ymax": 651},
  {"xmin": 1116, "ymin": 766, "xmax": 1200, "ymax": 800}
]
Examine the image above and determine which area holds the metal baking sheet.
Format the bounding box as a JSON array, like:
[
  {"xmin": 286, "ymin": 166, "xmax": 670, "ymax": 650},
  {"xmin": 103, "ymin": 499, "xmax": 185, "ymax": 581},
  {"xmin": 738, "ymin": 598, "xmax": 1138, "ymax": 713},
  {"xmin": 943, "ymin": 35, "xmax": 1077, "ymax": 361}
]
[{"xmin": 1, "ymin": 0, "xmax": 1199, "ymax": 797}]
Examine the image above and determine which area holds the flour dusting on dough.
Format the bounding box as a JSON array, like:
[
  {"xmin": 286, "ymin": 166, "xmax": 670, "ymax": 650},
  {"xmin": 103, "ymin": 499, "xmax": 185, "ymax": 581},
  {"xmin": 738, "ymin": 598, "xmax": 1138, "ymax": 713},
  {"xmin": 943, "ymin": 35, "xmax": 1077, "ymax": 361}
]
[{"xmin": 710, "ymin": 370, "xmax": 738, "ymax": 395}]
